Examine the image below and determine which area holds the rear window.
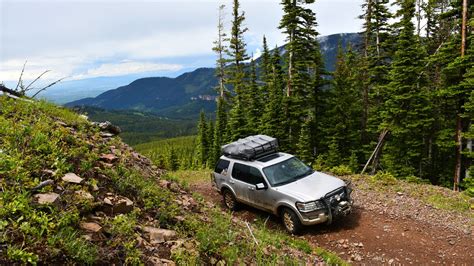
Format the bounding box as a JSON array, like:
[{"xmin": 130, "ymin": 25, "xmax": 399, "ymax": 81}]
[{"xmin": 215, "ymin": 159, "xmax": 230, "ymax": 174}]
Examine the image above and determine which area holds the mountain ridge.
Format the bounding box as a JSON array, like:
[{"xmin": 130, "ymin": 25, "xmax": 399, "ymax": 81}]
[{"xmin": 66, "ymin": 33, "xmax": 361, "ymax": 118}]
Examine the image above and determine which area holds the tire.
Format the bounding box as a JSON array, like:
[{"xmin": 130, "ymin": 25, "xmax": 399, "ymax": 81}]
[
  {"xmin": 281, "ymin": 208, "xmax": 302, "ymax": 235},
  {"xmin": 222, "ymin": 189, "xmax": 239, "ymax": 211}
]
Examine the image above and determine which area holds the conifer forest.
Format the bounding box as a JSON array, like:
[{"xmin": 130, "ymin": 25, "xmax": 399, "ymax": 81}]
[{"xmin": 192, "ymin": 0, "xmax": 474, "ymax": 194}]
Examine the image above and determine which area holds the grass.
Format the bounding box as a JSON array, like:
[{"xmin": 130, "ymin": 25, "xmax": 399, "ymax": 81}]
[
  {"xmin": 164, "ymin": 169, "xmax": 211, "ymax": 187},
  {"xmin": 346, "ymin": 173, "xmax": 472, "ymax": 215},
  {"xmin": 0, "ymin": 97, "xmax": 102, "ymax": 263}
]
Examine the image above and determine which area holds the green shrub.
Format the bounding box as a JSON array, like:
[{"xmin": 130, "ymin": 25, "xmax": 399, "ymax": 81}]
[
  {"xmin": 312, "ymin": 154, "xmax": 328, "ymax": 171},
  {"xmin": 7, "ymin": 246, "xmax": 39, "ymax": 265},
  {"xmin": 371, "ymin": 171, "xmax": 397, "ymax": 186},
  {"xmin": 330, "ymin": 165, "xmax": 353, "ymax": 176},
  {"xmin": 405, "ymin": 175, "xmax": 430, "ymax": 184}
]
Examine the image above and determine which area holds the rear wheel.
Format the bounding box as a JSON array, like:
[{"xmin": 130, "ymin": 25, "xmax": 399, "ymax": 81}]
[
  {"xmin": 281, "ymin": 208, "xmax": 302, "ymax": 235},
  {"xmin": 222, "ymin": 189, "xmax": 239, "ymax": 211}
]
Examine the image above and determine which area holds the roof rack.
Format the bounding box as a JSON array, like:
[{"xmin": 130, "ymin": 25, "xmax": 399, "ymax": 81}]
[{"xmin": 221, "ymin": 135, "xmax": 278, "ymax": 161}]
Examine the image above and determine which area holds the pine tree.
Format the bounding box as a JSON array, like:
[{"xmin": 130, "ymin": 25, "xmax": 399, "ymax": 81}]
[
  {"xmin": 323, "ymin": 43, "xmax": 363, "ymax": 161},
  {"xmin": 279, "ymin": 0, "xmax": 322, "ymax": 151},
  {"xmin": 211, "ymin": 3, "xmax": 229, "ymax": 166},
  {"xmin": 461, "ymin": 90, "xmax": 474, "ymax": 195},
  {"xmin": 326, "ymin": 138, "xmax": 340, "ymax": 168},
  {"xmin": 360, "ymin": 0, "xmax": 393, "ymax": 148},
  {"xmin": 379, "ymin": 0, "xmax": 433, "ymax": 178},
  {"xmin": 261, "ymin": 48, "xmax": 286, "ymax": 145},
  {"xmin": 207, "ymin": 120, "xmax": 215, "ymax": 167},
  {"xmin": 261, "ymin": 36, "xmax": 272, "ymax": 85},
  {"xmin": 213, "ymin": 97, "xmax": 227, "ymax": 164},
  {"xmin": 212, "ymin": 4, "xmax": 229, "ymax": 99},
  {"xmin": 430, "ymin": 0, "xmax": 473, "ymax": 188},
  {"xmin": 296, "ymin": 115, "xmax": 314, "ymax": 164},
  {"xmin": 246, "ymin": 59, "xmax": 262, "ymax": 135},
  {"xmin": 227, "ymin": 0, "xmax": 250, "ymax": 140},
  {"xmin": 196, "ymin": 110, "xmax": 209, "ymax": 168},
  {"xmin": 166, "ymin": 148, "xmax": 179, "ymax": 171}
]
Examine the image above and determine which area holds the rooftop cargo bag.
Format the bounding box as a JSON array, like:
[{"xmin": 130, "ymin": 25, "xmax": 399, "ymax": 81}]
[{"xmin": 221, "ymin": 135, "xmax": 278, "ymax": 161}]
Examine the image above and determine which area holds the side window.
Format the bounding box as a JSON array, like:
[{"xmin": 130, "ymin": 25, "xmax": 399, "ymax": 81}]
[
  {"xmin": 232, "ymin": 163, "xmax": 249, "ymax": 182},
  {"xmin": 248, "ymin": 167, "xmax": 265, "ymax": 185},
  {"xmin": 215, "ymin": 159, "xmax": 230, "ymax": 174},
  {"xmin": 232, "ymin": 163, "xmax": 265, "ymax": 185}
]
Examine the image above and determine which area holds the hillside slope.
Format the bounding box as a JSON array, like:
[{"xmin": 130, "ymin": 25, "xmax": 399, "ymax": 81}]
[{"xmin": 0, "ymin": 95, "xmax": 343, "ymax": 264}]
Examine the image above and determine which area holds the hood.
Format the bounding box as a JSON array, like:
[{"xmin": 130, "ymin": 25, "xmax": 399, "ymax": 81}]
[{"xmin": 274, "ymin": 171, "xmax": 345, "ymax": 202}]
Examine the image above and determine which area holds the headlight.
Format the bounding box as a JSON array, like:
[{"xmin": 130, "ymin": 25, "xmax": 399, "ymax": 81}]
[{"xmin": 296, "ymin": 200, "xmax": 325, "ymax": 212}]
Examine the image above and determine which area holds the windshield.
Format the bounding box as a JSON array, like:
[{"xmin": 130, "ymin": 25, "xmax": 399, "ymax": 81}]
[{"xmin": 263, "ymin": 157, "xmax": 313, "ymax": 186}]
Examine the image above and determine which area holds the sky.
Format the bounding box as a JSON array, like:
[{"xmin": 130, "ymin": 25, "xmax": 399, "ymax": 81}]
[{"xmin": 0, "ymin": 0, "xmax": 365, "ymax": 84}]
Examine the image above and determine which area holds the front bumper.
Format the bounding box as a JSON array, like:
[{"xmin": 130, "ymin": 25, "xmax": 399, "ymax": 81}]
[
  {"xmin": 298, "ymin": 186, "xmax": 354, "ymax": 225},
  {"xmin": 298, "ymin": 199, "xmax": 353, "ymax": 225}
]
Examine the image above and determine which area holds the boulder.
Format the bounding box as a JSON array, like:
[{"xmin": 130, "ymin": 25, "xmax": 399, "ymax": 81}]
[
  {"xmin": 62, "ymin": 173, "xmax": 83, "ymax": 184},
  {"xmin": 75, "ymin": 190, "xmax": 94, "ymax": 200},
  {"xmin": 100, "ymin": 154, "xmax": 118, "ymax": 163},
  {"xmin": 100, "ymin": 132, "xmax": 114, "ymax": 138},
  {"xmin": 34, "ymin": 192, "xmax": 60, "ymax": 204},
  {"xmin": 102, "ymin": 195, "xmax": 134, "ymax": 215},
  {"xmin": 95, "ymin": 121, "xmax": 121, "ymax": 135},
  {"xmin": 142, "ymin": 226, "xmax": 177, "ymax": 244}
]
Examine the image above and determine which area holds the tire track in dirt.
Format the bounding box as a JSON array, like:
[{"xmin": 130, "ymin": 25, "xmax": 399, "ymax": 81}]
[{"xmin": 191, "ymin": 182, "xmax": 474, "ymax": 265}]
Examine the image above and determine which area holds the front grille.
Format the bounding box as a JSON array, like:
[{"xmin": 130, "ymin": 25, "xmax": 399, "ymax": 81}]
[{"xmin": 324, "ymin": 187, "xmax": 348, "ymax": 209}]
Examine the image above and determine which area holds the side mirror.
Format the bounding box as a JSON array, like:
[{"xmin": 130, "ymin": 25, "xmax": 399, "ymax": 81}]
[{"xmin": 256, "ymin": 183, "xmax": 267, "ymax": 190}]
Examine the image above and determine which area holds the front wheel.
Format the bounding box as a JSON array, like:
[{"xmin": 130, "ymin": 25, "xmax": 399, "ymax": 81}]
[
  {"xmin": 281, "ymin": 208, "xmax": 302, "ymax": 235},
  {"xmin": 222, "ymin": 189, "xmax": 239, "ymax": 211}
]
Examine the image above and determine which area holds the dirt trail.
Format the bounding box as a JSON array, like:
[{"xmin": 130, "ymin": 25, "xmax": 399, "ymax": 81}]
[{"xmin": 191, "ymin": 182, "xmax": 474, "ymax": 265}]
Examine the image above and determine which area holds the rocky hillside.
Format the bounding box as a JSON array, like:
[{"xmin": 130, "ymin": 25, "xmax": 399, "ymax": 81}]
[{"xmin": 0, "ymin": 95, "xmax": 343, "ymax": 264}]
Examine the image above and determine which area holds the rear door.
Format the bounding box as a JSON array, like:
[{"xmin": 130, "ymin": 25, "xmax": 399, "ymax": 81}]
[
  {"xmin": 231, "ymin": 163, "xmax": 271, "ymax": 210},
  {"xmin": 230, "ymin": 162, "xmax": 253, "ymax": 203}
]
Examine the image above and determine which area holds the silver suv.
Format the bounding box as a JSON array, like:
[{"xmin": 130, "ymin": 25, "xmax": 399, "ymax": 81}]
[{"xmin": 212, "ymin": 136, "xmax": 353, "ymax": 234}]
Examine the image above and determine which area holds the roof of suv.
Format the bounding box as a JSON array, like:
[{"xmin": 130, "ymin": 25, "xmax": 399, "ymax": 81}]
[{"xmin": 221, "ymin": 152, "xmax": 294, "ymax": 168}]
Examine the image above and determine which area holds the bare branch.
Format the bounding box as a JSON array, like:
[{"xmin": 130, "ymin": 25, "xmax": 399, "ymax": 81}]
[
  {"xmin": 24, "ymin": 70, "xmax": 51, "ymax": 92},
  {"xmin": 15, "ymin": 60, "xmax": 27, "ymax": 92},
  {"xmin": 31, "ymin": 76, "xmax": 67, "ymax": 98}
]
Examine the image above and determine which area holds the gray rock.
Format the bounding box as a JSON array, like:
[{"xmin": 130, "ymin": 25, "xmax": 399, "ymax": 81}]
[
  {"xmin": 62, "ymin": 173, "xmax": 83, "ymax": 184},
  {"xmin": 100, "ymin": 153, "xmax": 118, "ymax": 163},
  {"xmin": 102, "ymin": 195, "xmax": 133, "ymax": 215},
  {"xmin": 75, "ymin": 190, "xmax": 94, "ymax": 200},
  {"xmin": 34, "ymin": 192, "xmax": 60, "ymax": 204},
  {"xmin": 142, "ymin": 226, "xmax": 177, "ymax": 244}
]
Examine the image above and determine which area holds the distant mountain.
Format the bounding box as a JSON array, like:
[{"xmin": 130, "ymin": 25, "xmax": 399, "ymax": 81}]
[
  {"xmin": 66, "ymin": 33, "xmax": 361, "ymax": 118},
  {"xmin": 66, "ymin": 68, "xmax": 217, "ymax": 118}
]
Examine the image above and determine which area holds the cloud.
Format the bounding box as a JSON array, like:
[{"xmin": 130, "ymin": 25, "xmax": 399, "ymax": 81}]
[
  {"xmin": 72, "ymin": 61, "xmax": 182, "ymax": 79},
  {"xmin": 1, "ymin": 0, "xmax": 364, "ymax": 83},
  {"xmin": 251, "ymin": 48, "xmax": 262, "ymax": 61}
]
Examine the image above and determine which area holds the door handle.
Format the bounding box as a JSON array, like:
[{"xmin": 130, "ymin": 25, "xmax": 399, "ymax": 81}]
[
  {"xmin": 229, "ymin": 180, "xmax": 235, "ymax": 184},
  {"xmin": 248, "ymin": 186, "xmax": 255, "ymax": 191}
]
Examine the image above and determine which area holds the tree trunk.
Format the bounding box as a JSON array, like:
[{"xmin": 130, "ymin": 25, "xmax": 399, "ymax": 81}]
[
  {"xmin": 454, "ymin": 115, "xmax": 462, "ymax": 191},
  {"xmin": 454, "ymin": 0, "xmax": 468, "ymax": 191}
]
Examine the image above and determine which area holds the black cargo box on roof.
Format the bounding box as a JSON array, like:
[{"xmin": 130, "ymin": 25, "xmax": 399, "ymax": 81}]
[{"xmin": 221, "ymin": 135, "xmax": 278, "ymax": 161}]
